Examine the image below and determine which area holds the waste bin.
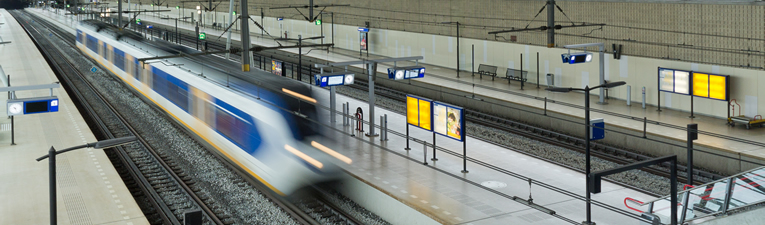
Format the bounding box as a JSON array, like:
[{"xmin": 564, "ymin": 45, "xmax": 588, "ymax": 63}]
[{"xmin": 546, "ymin": 73, "xmax": 555, "ymax": 88}]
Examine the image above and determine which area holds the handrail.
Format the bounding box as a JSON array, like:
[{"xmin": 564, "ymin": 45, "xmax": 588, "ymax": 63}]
[{"xmin": 624, "ymin": 197, "xmax": 645, "ymax": 213}]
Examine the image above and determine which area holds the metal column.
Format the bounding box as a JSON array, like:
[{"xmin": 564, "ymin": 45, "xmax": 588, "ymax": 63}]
[
  {"xmin": 240, "ymin": 0, "xmax": 250, "ymax": 71},
  {"xmin": 366, "ymin": 62, "xmax": 378, "ymax": 136},
  {"xmin": 546, "ymin": 0, "xmax": 555, "ymax": 47}
]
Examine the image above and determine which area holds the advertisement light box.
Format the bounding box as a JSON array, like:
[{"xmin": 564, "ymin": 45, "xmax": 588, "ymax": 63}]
[
  {"xmin": 658, "ymin": 68, "xmax": 691, "ymax": 95},
  {"xmin": 692, "ymin": 72, "xmax": 729, "ymax": 101},
  {"xmin": 406, "ymin": 95, "xmax": 432, "ymax": 131},
  {"xmin": 432, "ymin": 102, "xmax": 464, "ymax": 141}
]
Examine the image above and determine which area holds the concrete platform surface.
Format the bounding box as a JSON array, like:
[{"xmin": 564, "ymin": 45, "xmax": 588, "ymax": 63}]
[{"xmin": 0, "ymin": 9, "xmax": 148, "ymax": 225}]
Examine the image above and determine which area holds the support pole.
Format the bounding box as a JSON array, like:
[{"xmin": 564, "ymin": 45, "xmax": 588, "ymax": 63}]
[
  {"xmin": 689, "ymin": 96, "xmax": 695, "ymax": 118},
  {"xmin": 330, "ymin": 86, "xmax": 336, "ymax": 123},
  {"xmin": 118, "ymin": 0, "xmax": 122, "ymax": 29},
  {"xmin": 366, "ymin": 63, "xmax": 378, "ymax": 136},
  {"xmin": 598, "ymin": 45, "xmax": 606, "ymax": 104},
  {"xmin": 10, "ymin": 116, "xmax": 15, "ymax": 145},
  {"xmin": 456, "ymin": 22, "xmax": 460, "ymax": 78},
  {"xmin": 461, "ymin": 139, "xmax": 468, "ymax": 173},
  {"xmin": 298, "ymin": 36, "xmax": 302, "ymax": 80},
  {"xmin": 687, "ymin": 124, "xmax": 697, "ymax": 185},
  {"xmin": 48, "ymin": 147, "xmax": 57, "ymax": 225},
  {"xmin": 431, "ymin": 133, "xmax": 437, "ymax": 161},
  {"xmin": 584, "ymin": 87, "xmax": 592, "ymax": 225},
  {"xmin": 240, "ymin": 0, "xmax": 250, "ymax": 71},
  {"xmin": 471, "ymin": 44, "xmax": 474, "ymax": 77},
  {"xmin": 225, "ymin": 0, "xmax": 234, "ymax": 59},
  {"xmin": 537, "ymin": 52, "xmax": 540, "ymax": 88},
  {"xmin": 405, "ymin": 125, "xmax": 410, "ymax": 150},
  {"xmin": 423, "ymin": 142, "xmax": 428, "ymax": 165}
]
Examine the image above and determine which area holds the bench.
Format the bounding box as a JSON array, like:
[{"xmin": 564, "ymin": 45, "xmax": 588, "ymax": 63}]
[
  {"xmin": 477, "ymin": 64, "xmax": 498, "ymax": 80},
  {"xmin": 506, "ymin": 68, "xmax": 528, "ymax": 89}
]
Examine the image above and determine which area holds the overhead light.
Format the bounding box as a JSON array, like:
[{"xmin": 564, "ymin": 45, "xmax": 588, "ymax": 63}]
[
  {"xmin": 311, "ymin": 141, "xmax": 352, "ymax": 164},
  {"xmin": 284, "ymin": 145, "xmax": 323, "ymax": 169},
  {"xmin": 282, "ymin": 88, "xmax": 317, "ymax": 103}
]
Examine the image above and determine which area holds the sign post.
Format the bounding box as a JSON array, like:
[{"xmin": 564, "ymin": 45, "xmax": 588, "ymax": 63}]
[{"xmin": 314, "ymin": 71, "xmax": 355, "ymax": 124}]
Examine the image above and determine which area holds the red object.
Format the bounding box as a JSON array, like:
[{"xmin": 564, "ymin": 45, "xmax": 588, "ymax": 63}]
[{"xmin": 624, "ymin": 197, "xmax": 645, "ymax": 213}]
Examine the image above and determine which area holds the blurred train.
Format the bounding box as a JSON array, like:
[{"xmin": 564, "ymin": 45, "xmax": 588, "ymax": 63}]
[{"xmin": 75, "ymin": 20, "xmax": 348, "ymax": 195}]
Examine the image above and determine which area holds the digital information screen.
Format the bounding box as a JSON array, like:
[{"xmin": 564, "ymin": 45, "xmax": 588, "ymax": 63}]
[
  {"xmin": 388, "ymin": 67, "xmax": 425, "ymax": 80},
  {"xmin": 315, "ymin": 73, "xmax": 355, "ymax": 87},
  {"xmin": 406, "ymin": 95, "xmax": 432, "ymax": 131},
  {"xmin": 432, "ymin": 102, "xmax": 464, "ymax": 141},
  {"xmin": 692, "ymin": 72, "xmax": 729, "ymax": 101},
  {"xmin": 23, "ymin": 98, "xmax": 59, "ymax": 114}
]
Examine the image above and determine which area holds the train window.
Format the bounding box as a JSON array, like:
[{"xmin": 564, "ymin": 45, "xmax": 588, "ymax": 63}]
[
  {"xmin": 86, "ymin": 35, "xmax": 98, "ymax": 52},
  {"xmin": 215, "ymin": 107, "xmax": 249, "ymax": 150},
  {"xmin": 166, "ymin": 76, "xmax": 189, "ymax": 112},
  {"xmin": 114, "ymin": 49, "xmax": 125, "ymax": 71}
]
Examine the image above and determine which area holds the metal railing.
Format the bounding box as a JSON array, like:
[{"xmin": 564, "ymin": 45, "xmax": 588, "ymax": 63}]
[{"xmin": 626, "ymin": 166, "xmax": 765, "ymax": 224}]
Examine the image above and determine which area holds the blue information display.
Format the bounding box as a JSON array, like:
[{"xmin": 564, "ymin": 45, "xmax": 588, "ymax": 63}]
[
  {"xmin": 388, "ymin": 66, "xmax": 425, "ymax": 80},
  {"xmin": 7, "ymin": 96, "xmax": 59, "ymax": 116},
  {"xmin": 314, "ymin": 72, "xmax": 355, "ymax": 87},
  {"xmin": 561, "ymin": 52, "xmax": 593, "ymax": 64}
]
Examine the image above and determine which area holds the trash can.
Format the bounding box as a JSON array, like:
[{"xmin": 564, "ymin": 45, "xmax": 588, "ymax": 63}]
[{"xmin": 546, "ymin": 73, "xmax": 555, "ymax": 88}]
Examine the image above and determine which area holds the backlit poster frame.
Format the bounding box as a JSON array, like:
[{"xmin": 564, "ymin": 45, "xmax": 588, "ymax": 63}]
[
  {"xmin": 692, "ymin": 72, "xmax": 729, "ymax": 101},
  {"xmin": 432, "ymin": 101, "xmax": 465, "ymax": 142},
  {"xmin": 406, "ymin": 95, "xmax": 432, "ymax": 131},
  {"xmin": 272, "ymin": 60, "xmax": 283, "ymax": 76},
  {"xmin": 658, "ymin": 67, "xmax": 691, "ymax": 95}
]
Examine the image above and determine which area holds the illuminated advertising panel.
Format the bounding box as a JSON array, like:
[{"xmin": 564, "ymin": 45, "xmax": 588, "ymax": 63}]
[
  {"xmin": 271, "ymin": 60, "xmax": 283, "ymax": 76},
  {"xmin": 432, "ymin": 102, "xmax": 464, "ymax": 141},
  {"xmin": 659, "ymin": 68, "xmax": 674, "ymax": 92},
  {"xmin": 709, "ymin": 75, "xmax": 727, "ymax": 100},
  {"xmin": 406, "ymin": 95, "xmax": 432, "ymax": 131},
  {"xmin": 674, "ymin": 71, "xmax": 690, "ymax": 95},
  {"xmin": 658, "ymin": 68, "xmax": 691, "ymax": 95},
  {"xmin": 360, "ymin": 32, "xmax": 368, "ymax": 50},
  {"xmin": 691, "ymin": 72, "xmax": 729, "ymax": 101},
  {"xmin": 693, "ymin": 73, "xmax": 710, "ymax": 98}
]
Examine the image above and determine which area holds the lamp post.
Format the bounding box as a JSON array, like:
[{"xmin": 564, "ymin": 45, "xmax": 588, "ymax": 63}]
[
  {"xmin": 546, "ymin": 81, "xmax": 626, "ymax": 225},
  {"xmin": 440, "ymin": 21, "xmax": 460, "ymax": 78},
  {"xmin": 36, "ymin": 136, "xmax": 137, "ymax": 225}
]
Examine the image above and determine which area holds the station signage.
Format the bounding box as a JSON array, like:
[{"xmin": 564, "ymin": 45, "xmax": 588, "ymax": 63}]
[
  {"xmin": 314, "ymin": 72, "xmax": 355, "ymax": 87},
  {"xmin": 7, "ymin": 96, "xmax": 59, "ymax": 116},
  {"xmin": 388, "ymin": 66, "xmax": 425, "ymax": 80}
]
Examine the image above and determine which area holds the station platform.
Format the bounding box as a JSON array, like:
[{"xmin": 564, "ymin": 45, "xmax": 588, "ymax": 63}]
[
  {"xmin": 85, "ymin": 8, "xmax": 765, "ymax": 174},
  {"xmin": 0, "ymin": 9, "xmax": 148, "ymax": 225},
  {"xmin": 25, "ymin": 8, "xmax": 693, "ymax": 224}
]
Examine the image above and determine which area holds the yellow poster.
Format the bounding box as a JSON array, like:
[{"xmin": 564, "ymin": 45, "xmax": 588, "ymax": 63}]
[{"xmin": 693, "ymin": 73, "xmax": 709, "ymax": 98}]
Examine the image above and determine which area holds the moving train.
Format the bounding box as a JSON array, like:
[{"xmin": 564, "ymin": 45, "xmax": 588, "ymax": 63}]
[{"xmin": 75, "ymin": 20, "xmax": 347, "ymax": 195}]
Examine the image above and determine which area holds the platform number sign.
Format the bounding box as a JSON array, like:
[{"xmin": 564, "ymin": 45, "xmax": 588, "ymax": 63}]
[{"xmin": 90, "ymin": 67, "xmax": 98, "ymax": 73}]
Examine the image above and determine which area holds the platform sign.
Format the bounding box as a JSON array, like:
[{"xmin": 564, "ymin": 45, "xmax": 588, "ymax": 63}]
[
  {"xmin": 271, "ymin": 60, "xmax": 283, "ymax": 76},
  {"xmin": 90, "ymin": 67, "xmax": 98, "ymax": 73},
  {"xmin": 658, "ymin": 68, "xmax": 691, "ymax": 95},
  {"xmin": 314, "ymin": 72, "xmax": 355, "ymax": 87},
  {"xmin": 692, "ymin": 72, "xmax": 729, "ymax": 101},
  {"xmin": 432, "ymin": 101, "xmax": 464, "ymax": 141},
  {"xmin": 7, "ymin": 96, "xmax": 59, "ymax": 116},
  {"xmin": 406, "ymin": 95, "xmax": 432, "ymax": 131},
  {"xmin": 388, "ymin": 66, "xmax": 425, "ymax": 80},
  {"xmin": 590, "ymin": 118, "xmax": 604, "ymax": 140}
]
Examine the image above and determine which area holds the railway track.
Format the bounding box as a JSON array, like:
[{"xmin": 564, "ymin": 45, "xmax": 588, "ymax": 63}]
[
  {"xmin": 131, "ymin": 18, "xmax": 726, "ymax": 190},
  {"xmin": 15, "ymin": 11, "xmax": 224, "ymax": 224}
]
